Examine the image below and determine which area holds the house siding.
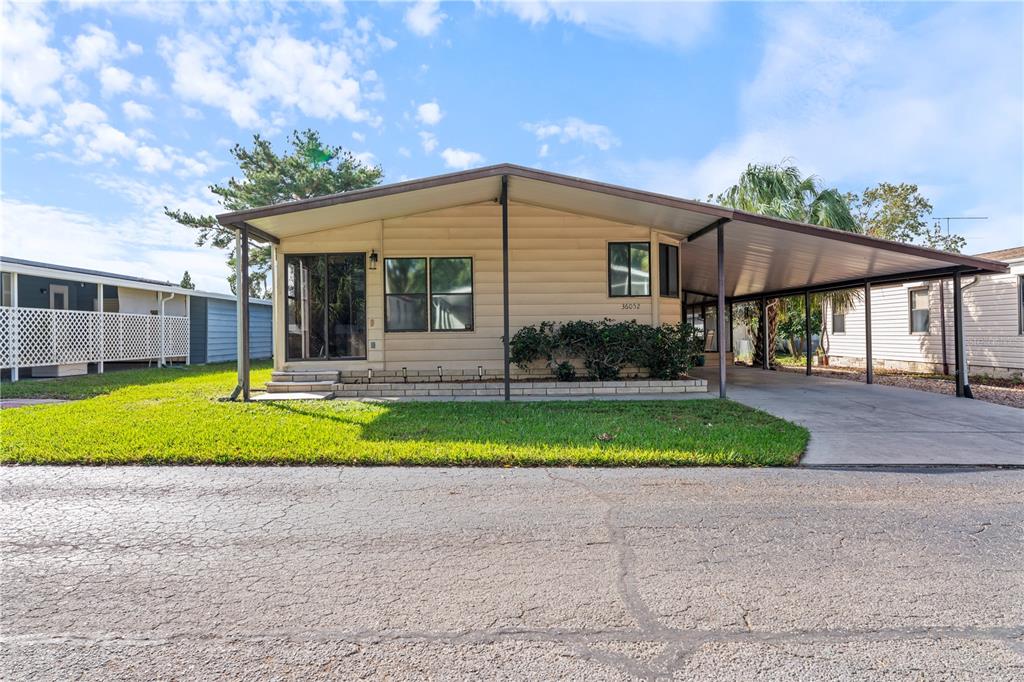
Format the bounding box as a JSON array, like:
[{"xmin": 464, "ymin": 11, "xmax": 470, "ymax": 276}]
[
  {"xmin": 825, "ymin": 259, "xmax": 1024, "ymax": 375},
  {"xmin": 276, "ymin": 201, "xmax": 685, "ymax": 373}
]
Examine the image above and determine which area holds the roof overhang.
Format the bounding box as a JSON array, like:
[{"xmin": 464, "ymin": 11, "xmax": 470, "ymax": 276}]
[{"xmin": 217, "ymin": 163, "xmax": 1008, "ymax": 299}]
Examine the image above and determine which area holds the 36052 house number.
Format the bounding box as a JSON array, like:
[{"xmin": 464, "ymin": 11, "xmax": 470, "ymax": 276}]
[{"xmin": 621, "ymin": 302, "xmax": 641, "ymax": 310}]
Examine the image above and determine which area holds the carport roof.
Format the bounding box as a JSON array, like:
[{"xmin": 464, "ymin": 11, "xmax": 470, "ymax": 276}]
[{"xmin": 217, "ymin": 163, "xmax": 1008, "ymax": 299}]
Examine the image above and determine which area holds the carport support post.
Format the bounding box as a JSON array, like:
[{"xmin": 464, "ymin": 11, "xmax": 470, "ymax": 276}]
[
  {"xmin": 716, "ymin": 221, "xmax": 727, "ymax": 399},
  {"xmin": 96, "ymin": 283, "xmax": 104, "ymax": 375},
  {"xmin": 10, "ymin": 272, "xmax": 18, "ymax": 382},
  {"xmin": 864, "ymin": 282, "xmax": 873, "ymax": 385},
  {"xmin": 804, "ymin": 291, "xmax": 812, "ymax": 376},
  {"xmin": 500, "ymin": 175, "xmax": 511, "ymax": 402},
  {"xmin": 952, "ymin": 271, "xmax": 972, "ymax": 399},
  {"xmin": 759, "ymin": 296, "xmax": 768, "ymax": 370},
  {"xmin": 235, "ymin": 225, "xmax": 251, "ymax": 402}
]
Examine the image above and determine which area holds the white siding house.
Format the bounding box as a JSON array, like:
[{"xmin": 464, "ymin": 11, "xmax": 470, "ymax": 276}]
[{"xmin": 824, "ymin": 246, "xmax": 1024, "ymax": 377}]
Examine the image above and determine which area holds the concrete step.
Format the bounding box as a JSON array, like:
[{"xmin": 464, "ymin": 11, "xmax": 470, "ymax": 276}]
[
  {"xmin": 271, "ymin": 371, "xmax": 341, "ymax": 383},
  {"xmin": 252, "ymin": 391, "xmax": 333, "ymax": 401},
  {"xmin": 266, "ymin": 380, "xmax": 336, "ymax": 393}
]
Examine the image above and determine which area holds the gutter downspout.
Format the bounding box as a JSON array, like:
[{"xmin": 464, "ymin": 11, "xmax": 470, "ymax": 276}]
[{"xmin": 158, "ymin": 292, "xmax": 176, "ymax": 366}]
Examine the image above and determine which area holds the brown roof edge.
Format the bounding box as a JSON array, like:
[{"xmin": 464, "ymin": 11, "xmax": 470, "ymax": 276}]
[
  {"xmin": 215, "ymin": 163, "xmax": 732, "ymax": 225},
  {"xmin": 215, "ymin": 162, "xmax": 1007, "ymax": 274},
  {"xmin": 733, "ymin": 211, "xmax": 1009, "ymax": 274}
]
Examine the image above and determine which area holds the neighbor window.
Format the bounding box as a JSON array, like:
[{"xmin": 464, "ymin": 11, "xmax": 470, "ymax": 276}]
[
  {"xmin": 385, "ymin": 258, "xmax": 428, "ymax": 331},
  {"xmin": 832, "ymin": 311, "xmax": 846, "ymax": 334},
  {"xmin": 659, "ymin": 243, "xmax": 679, "ymax": 297},
  {"xmin": 909, "ymin": 287, "xmax": 930, "ymax": 333},
  {"xmin": 608, "ymin": 242, "xmax": 650, "ymax": 297},
  {"xmin": 385, "ymin": 257, "xmax": 474, "ymax": 332}
]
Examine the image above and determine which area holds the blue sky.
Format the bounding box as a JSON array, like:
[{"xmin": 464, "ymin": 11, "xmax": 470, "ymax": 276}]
[{"xmin": 2, "ymin": 1, "xmax": 1022, "ymax": 293}]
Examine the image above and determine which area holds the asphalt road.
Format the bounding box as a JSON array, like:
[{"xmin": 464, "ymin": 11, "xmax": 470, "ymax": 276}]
[{"xmin": 2, "ymin": 467, "xmax": 1022, "ymax": 680}]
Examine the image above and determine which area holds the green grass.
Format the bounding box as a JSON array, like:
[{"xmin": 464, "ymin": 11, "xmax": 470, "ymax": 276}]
[{"xmin": 0, "ymin": 363, "xmax": 808, "ymax": 466}]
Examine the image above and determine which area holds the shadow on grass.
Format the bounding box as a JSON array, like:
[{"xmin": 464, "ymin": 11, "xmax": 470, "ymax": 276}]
[
  {"xmin": 1, "ymin": 361, "xmax": 273, "ymax": 401},
  {"xmin": 263, "ymin": 398, "xmax": 806, "ymax": 463}
]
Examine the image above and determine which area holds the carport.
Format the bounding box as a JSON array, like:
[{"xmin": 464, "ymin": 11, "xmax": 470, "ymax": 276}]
[{"xmin": 218, "ymin": 164, "xmax": 1008, "ymax": 400}]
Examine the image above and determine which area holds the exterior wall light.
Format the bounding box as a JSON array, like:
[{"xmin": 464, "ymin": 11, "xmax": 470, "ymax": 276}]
[{"xmin": 368, "ymin": 250, "xmax": 379, "ymax": 270}]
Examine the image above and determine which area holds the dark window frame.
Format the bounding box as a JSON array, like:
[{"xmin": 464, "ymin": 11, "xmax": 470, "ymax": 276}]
[
  {"xmin": 909, "ymin": 286, "xmax": 930, "ymax": 334},
  {"xmin": 283, "ymin": 252, "xmax": 368, "ymax": 361},
  {"xmin": 607, "ymin": 241, "xmax": 651, "ymax": 298},
  {"xmin": 832, "ymin": 310, "xmax": 846, "ymax": 334},
  {"xmin": 659, "ymin": 243, "xmax": 679, "ymax": 298},
  {"xmin": 383, "ymin": 256, "xmax": 475, "ymax": 333},
  {"xmin": 384, "ymin": 257, "xmax": 429, "ymax": 333},
  {"xmin": 428, "ymin": 256, "xmax": 474, "ymax": 333}
]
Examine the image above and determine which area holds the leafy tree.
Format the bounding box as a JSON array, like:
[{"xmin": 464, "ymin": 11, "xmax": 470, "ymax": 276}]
[
  {"xmin": 179, "ymin": 271, "xmax": 195, "ymax": 289},
  {"xmin": 711, "ymin": 162, "xmax": 861, "ymax": 368},
  {"xmin": 846, "ymin": 182, "xmax": 965, "ymax": 253},
  {"xmin": 165, "ymin": 129, "xmax": 384, "ymax": 298}
]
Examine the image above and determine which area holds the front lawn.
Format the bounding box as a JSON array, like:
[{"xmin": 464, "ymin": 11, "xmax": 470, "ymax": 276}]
[{"xmin": 0, "ymin": 363, "xmax": 808, "ymax": 466}]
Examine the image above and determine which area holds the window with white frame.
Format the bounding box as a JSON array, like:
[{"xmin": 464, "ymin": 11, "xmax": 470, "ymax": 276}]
[
  {"xmin": 832, "ymin": 310, "xmax": 846, "ymax": 334},
  {"xmin": 608, "ymin": 242, "xmax": 650, "ymax": 297},
  {"xmin": 1018, "ymin": 275, "xmax": 1023, "ymax": 335},
  {"xmin": 909, "ymin": 287, "xmax": 930, "ymax": 333}
]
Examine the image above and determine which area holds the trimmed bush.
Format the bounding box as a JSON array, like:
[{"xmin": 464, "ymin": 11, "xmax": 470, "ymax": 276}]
[{"xmin": 510, "ymin": 319, "xmax": 703, "ymax": 381}]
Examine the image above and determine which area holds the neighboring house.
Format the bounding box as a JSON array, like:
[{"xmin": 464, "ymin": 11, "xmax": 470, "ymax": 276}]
[
  {"xmin": 823, "ymin": 246, "xmax": 1024, "ymax": 377},
  {"xmin": 0, "ymin": 258, "xmax": 272, "ymax": 381},
  {"xmin": 212, "ymin": 164, "xmax": 1006, "ymax": 400}
]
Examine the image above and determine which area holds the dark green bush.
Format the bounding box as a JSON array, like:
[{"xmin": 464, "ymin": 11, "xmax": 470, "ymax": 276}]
[{"xmin": 510, "ymin": 319, "xmax": 703, "ymax": 381}]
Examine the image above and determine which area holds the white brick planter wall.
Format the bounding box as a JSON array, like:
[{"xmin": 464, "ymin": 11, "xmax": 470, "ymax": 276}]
[{"xmin": 329, "ymin": 378, "xmax": 707, "ymax": 400}]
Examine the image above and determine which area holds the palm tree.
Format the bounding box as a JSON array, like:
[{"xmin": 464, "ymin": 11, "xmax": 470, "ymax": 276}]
[{"xmin": 712, "ymin": 162, "xmax": 861, "ymax": 367}]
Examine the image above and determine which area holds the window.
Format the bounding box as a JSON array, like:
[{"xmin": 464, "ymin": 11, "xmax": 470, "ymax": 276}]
[
  {"xmin": 832, "ymin": 311, "xmax": 846, "ymax": 334},
  {"xmin": 385, "ymin": 258, "xmax": 428, "ymax": 331},
  {"xmin": 608, "ymin": 242, "xmax": 650, "ymax": 297},
  {"xmin": 659, "ymin": 243, "xmax": 679, "ymax": 297},
  {"xmin": 1019, "ymin": 276, "xmax": 1024, "ymax": 335},
  {"xmin": 909, "ymin": 287, "xmax": 930, "ymax": 333},
  {"xmin": 430, "ymin": 257, "xmax": 474, "ymax": 331},
  {"xmin": 385, "ymin": 257, "xmax": 474, "ymax": 332}
]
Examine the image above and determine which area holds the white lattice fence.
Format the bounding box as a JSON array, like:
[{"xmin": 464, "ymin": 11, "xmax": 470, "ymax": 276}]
[{"xmin": 0, "ymin": 308, "xmax": 189, "ymax": 368}]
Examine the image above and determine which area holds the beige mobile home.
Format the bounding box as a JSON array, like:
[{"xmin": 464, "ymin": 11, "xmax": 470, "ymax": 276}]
[
  {"xmin": 215, "ymin": 164, "xmax": 1007, "ymax": 401},
  {"xmin": 824, "ymin": 246, "xmax": 1024, "ymax": 377}
]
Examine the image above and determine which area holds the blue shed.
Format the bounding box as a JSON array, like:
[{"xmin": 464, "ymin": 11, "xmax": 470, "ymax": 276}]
[{"xmin": 189, "ymin": 295, "xmax": 272, "ymax": 364}]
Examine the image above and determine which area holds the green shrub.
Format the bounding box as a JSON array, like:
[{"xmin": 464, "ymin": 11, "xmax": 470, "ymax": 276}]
[{"xmin": 510, "ymin": 319, "xmax": 702, "ymax": 381}]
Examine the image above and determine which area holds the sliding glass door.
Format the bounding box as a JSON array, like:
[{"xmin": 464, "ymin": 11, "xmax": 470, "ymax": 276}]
[{"xmin": 285, "ymin": 254, "xmax": 367, "ymax": 361}]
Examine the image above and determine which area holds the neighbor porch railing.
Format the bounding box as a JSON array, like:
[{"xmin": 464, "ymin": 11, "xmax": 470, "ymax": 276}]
[{"xmin": 0, "ymin": 307, "xmax": 189, "ymax": 369}]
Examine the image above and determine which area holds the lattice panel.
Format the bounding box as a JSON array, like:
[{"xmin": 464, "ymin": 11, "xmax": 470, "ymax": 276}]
[
  {"xmin": 0, "ymin": 308, "xmax": 14, "ymax": 368},
  {"xmin": 0, "ymin": 307, "xmax": 189, "ymax": 368}
]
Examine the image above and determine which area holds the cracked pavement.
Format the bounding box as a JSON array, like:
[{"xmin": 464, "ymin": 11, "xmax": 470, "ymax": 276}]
[{"xmin": 2, "ymin": 467, "xmax": 1022, "ymax": 680}]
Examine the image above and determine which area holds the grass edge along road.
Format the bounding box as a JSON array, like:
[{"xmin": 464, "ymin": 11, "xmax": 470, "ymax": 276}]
[{"xmin": 1, "ymin": 363, "xmax": 808, "ymax": 466}]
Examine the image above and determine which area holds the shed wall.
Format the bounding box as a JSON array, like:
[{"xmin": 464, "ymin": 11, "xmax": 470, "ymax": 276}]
[{"xmin": 206, "ymin": 298, "xmax": 273, "ymax": 363}]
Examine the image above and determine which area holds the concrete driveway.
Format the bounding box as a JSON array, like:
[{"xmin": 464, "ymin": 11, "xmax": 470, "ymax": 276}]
[
  {"xmin": 2, "ymin": 467, "xmax": 1022, "ymax": 680},
  {"xmin": 695, "ymin": 367, "xmax": 1024, "ymax": 466}
]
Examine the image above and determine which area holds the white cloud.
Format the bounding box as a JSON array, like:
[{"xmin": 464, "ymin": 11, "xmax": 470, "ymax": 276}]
[
  {"xmin": 523, "ymin": 117, "xmax": 619, "ymax": 151},
  {"xmin": 68, "ymin": 24, "xmax": 120, "ymax": 71},
  {"xmin": 122, "ymin": 100, "xmax": 152, "ymax": 121},
  {"xmin": 398, "ymin": 146, "xmax": 412, "ymax": 158},
  {"xmin": 98, "ymin": 65, "xmax": 133, "ymax": 96},
  {"xmin": 495, "ymin": 1, "xmax": 716, "ymax": 50},
  {"xmin": 377, "ymin": 34, "xmax": 398, "ymax": 51},
  {"xmin": 63, "ymin": 100, "xmax": 107, "ymax": 129},
  {"xmin": 419, "ymin": 131, "xmax": 438, "ymax": 154},
  {"xmin": 160, "ymin": 27, "xmax": 372, "ymax": 128},
  {"xmin": 441, "ymin": 147, "xmax": 484, "ymax": 170},
  {"xmin": 405, "ymin": 1, "xmax": 446, "ymax": 37},
  {"xmin": 538, "ymin": 143, "xmax": 549, "ymax": 158},
  {"xmin": 1, "ymin": 193, "xmax": 231, "ymax": 294},
  {"xmin": 159, "ymin": 33, "xmax": 262, "ymax": 128},
  {"xmin": 0, "ymin": 3, "xmax": 65, "ymax": 107},
  {"xmin": 415, "ymin": 100, "xmax": 444, "ymax": 125},
  {"xmin": 352, "ymin": 131, "xmax": 366, "ymax": 143}
]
